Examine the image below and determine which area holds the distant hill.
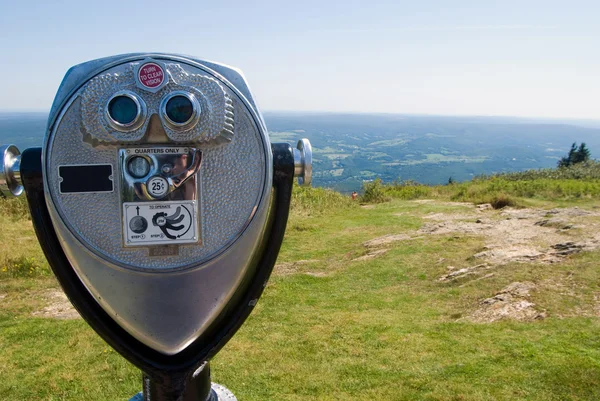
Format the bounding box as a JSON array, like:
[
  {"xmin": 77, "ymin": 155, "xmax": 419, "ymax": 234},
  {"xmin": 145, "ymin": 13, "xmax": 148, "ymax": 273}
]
[
  {"xmin": 266, "ymin": 112, "xmax": 600, "ymax": 192},
  {"xmin": 2, "ymin": 111, "xmax": 599, "ymax": 192}
]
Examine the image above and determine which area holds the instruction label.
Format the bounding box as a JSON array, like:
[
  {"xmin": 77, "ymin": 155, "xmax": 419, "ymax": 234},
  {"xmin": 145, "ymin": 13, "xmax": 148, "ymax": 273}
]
[
  {"xmin": 123, "ymin": 200, "xmax": 199, "ymax": 247},
  {"xmin": 123, "ymin": 147, "xmax": 189, "ymax": 155}
]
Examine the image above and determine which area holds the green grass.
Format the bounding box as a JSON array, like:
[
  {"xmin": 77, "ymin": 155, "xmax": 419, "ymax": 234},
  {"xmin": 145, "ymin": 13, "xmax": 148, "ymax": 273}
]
[
  {"xmin": 0, "ymin": 196, "xmax": 32, "ymax": 221},
  {"xmin": 1, "ymin": 186, "xmax": 600, "ymax": 400},
  {"xmin": 0, "ymin": 204, "xmax": 51, "ymax": 279},
  {"xmin": 290, "ymin": 183, "xmax": 357, "ymax": 216},
  {"xmin": 361, "ymin": 177, "xmax": 600, "ymax": 206},
  {"xmin": 489, "ymin": 160, "xmax": 600, "ymax": 181},
  {"xmin": 358, "ymin": 162, "xmax": 600, "ymax": 206}
]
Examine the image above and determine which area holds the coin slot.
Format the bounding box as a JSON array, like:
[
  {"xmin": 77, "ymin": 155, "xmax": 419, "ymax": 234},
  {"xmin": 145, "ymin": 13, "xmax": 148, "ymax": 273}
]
[{"xmin": 127, "ymin": 156, "xmax": 151, "ymax": 178}]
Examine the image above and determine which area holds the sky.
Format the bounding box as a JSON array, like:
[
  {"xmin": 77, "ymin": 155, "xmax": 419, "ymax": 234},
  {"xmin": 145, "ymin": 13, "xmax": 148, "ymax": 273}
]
[{"xmin": 0, "ymin": 0, "xmax": 599, "ymax": 119}]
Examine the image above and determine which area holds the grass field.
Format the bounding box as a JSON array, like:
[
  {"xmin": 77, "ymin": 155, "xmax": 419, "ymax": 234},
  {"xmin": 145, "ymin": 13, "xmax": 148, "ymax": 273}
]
[{"xmin": 1, "ymin": 183, "xmax": 600, "ymax": 400}]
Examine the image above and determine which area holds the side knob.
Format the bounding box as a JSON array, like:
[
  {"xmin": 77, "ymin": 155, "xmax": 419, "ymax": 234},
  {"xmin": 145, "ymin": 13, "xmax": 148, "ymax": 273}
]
[
  {"xmin": 0, "ymin": 144, "xmax": 23, "ymax": 197},
  {"xmin": 293, "ymin": 138, "xmax": 312, "ymax": 187}
]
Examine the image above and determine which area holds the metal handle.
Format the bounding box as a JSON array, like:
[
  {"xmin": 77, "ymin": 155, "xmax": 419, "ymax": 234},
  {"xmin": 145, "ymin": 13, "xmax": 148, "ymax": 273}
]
[
  {"xmin": 293, "ymin": 138, "xmax": 312, "ymax": 186},
  {"xmin": 0, "ymin": 144, "xmax": 23, "ymax": 197}
]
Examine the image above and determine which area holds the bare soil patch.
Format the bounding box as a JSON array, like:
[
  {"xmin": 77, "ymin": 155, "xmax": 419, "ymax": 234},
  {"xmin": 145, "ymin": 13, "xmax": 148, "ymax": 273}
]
[
  {"xmin": 466, "ymin": 282, "xmax": 546, "ymax": 323},
  {"xmin": 412, "ymin": 200, "xmax": 473, "ymax": 207},
  {"xmin": 427, "ymin": 207, "xmax": 600, "ymax": 279},
  {"xmin": 354, "ymin": 234, "xmax": 423, "ymax": 261},
  {"xmin": 363, "ymin": 234, "xmax": 412, "ymax": 248},
  {"xmin": 353, "ymin": 248, "xmax": 389, "ymax": 261},
  {"xmin": 362, "ymin": 204, "xmax": 600, "ymax": 272},
  {"xmin": 361, "ymin": 204, "xmax": 600, "ymax": 272},
  {"xmin": 31, "ymin": 289, "xmax": 80, "ymax": 320},
  {"xmin": 359, "ymin": 201, "xmax": 600, "ymax": 322},
  {"xmin": 274, "ymin": 260, "xmax": 323, "ymax": 276}
]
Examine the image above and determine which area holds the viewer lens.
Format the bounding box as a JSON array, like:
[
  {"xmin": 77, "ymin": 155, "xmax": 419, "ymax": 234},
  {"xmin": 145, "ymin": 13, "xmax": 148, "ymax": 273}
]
[
  {"xmin": 108, "ymin": 95, "xmax": 138, "ymax": 126},
  {"xmin": 165, "ymin": 95, "xmax": 194, "ymax": 124}
]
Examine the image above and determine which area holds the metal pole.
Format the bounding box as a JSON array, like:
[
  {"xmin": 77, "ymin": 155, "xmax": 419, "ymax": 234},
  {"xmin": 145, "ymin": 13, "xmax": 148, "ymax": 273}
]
[
  {"xmin": 130, "ymin": 362, "xmax": 237, "ymax": 401},
  {"xmin": 143, "ymin": 364, "xmax": 211, "ymax": 401}
]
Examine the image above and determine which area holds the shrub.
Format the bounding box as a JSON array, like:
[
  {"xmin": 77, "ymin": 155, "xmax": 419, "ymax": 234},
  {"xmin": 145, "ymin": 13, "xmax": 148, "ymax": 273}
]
[
  {"xmin": 291, "ymin": 184, "xmax": 356, "ymax": 215},
  {"xmin": 489, "ymin": 194, "xmax": 519, "ymax": 209},
  {"xmin": 360, "ymin": 178, "xmax": 389, "ymax": 204},
  {"xmin": 383, "ymin": 179, "xmax": 432, "ymax": 200}
]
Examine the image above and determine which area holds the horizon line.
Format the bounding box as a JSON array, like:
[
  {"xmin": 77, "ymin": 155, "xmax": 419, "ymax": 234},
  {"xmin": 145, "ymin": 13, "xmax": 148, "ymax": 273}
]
[{"xmin": 0, "ymin": 109, "xmax": 598, "ymax": 123}]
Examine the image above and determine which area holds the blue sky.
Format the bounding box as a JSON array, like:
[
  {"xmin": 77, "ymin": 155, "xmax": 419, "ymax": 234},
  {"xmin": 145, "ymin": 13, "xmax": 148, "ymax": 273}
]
[{"xmin": 0, "ymin": 0, "xmax": 598, "ymax": 119}]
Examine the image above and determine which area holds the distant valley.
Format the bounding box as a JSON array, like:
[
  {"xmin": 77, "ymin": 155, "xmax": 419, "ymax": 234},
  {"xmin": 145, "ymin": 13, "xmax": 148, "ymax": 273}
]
[
  {"xmin": 266, "ymin": 112, "xmax": 600, "ymax": 191},
  {"xmin": 2, "ymin": 111, "xmax": 599, "ymax": 192}
]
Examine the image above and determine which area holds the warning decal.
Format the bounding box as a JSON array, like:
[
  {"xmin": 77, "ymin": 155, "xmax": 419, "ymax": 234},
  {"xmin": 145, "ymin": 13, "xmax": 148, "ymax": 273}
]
[
  {"xmin": 123, "ymin": 200, "xmax": 199, "ymax": 247},
  {"xmin": 138, "ymin": 62, "xmax": 165, "ymax": 89},
  {"xmin": 135, "ymin": 60, "xmax": 167, "ymax": 93}
]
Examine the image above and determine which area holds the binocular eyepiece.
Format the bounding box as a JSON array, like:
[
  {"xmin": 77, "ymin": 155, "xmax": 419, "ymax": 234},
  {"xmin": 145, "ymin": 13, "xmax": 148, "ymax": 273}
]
[{"xmin": 1, "ymin": 53, "xmax": 312, "ymax": 401}]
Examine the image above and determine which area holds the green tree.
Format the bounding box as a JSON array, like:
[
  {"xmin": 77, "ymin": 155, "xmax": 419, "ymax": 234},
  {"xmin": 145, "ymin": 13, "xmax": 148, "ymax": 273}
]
[
  {"xmin": 575, "ymin": 143, "xmax": 591, "ymax": 163},
  {"xmin": 558, "ymin": 142, "xmax": 591, "ymax": 167}
]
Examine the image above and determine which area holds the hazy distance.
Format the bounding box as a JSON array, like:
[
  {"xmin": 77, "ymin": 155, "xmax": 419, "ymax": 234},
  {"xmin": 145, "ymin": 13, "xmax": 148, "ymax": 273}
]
[
  {"xmin": 3, "ymin": 111, "xmax": 599, "ymax": 192},
  {"xmin": 0, "ymin": 0, "xmax": 598, "ymax": 120}
]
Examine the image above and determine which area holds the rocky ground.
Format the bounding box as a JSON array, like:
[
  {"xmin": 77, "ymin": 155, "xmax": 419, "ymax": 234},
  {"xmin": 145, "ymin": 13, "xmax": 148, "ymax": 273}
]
[
  {"xmin": 357, "ymin": 200, "xmax": 600, "ymax": 323},
  {"xmin": 29, "ymin": 200, "xmax": 600, "ymax": 323}
]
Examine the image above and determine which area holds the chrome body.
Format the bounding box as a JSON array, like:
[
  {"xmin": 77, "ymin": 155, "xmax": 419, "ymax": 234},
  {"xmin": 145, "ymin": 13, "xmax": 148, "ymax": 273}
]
[
  {"xmin": 119, "ymin": 147, "xmax": 201, "ymax": 202},
  {"xmin": 42, "ymin": 54, "xmax": 273, "ymax": 354},
  {"xmin": 0, "ymin": 144, "xmax": 23, "ymax": 197}
]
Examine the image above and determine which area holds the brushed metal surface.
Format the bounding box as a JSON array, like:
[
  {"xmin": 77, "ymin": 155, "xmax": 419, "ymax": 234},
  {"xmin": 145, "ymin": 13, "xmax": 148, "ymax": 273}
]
[
  {"xmin": 43, "ymin": 54, "xmax": 273, "ymax": 354},
  {"xmin": 46, "ymin": 60, "xmax": 269, "ymax": 270}
]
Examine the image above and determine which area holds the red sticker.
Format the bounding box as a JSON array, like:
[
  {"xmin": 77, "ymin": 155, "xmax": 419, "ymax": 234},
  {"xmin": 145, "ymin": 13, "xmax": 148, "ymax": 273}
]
[{"xmin": 138, "ymin": 62, "xmax": 165, "ymax": 89}]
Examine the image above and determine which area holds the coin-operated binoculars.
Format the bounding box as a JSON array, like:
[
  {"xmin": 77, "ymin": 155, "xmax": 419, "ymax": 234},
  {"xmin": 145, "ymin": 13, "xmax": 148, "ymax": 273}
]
[{"xmin": 0, "ymin": 53, "xmax": 312, "ymax": 401}]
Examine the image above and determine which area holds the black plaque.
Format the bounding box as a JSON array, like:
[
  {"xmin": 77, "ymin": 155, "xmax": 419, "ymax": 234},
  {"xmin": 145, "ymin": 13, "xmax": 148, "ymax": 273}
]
[{"xmin": 59, "ymin": 164, "xmax": 113, "ymax": 193}]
